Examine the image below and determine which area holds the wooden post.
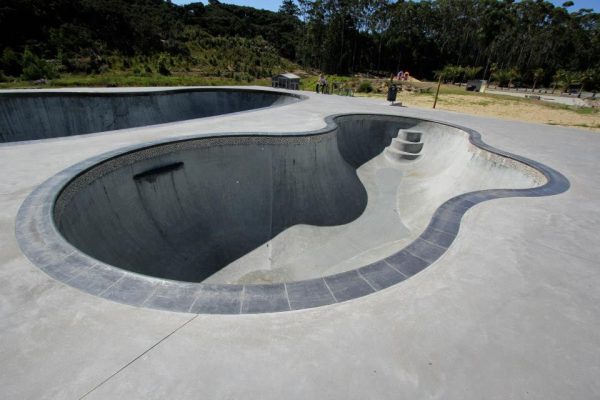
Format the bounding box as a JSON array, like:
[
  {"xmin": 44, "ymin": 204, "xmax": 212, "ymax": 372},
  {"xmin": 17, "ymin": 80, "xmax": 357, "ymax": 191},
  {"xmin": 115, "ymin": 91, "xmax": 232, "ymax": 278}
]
[{"xmin": 433, "ymin": 74, "xmax": 443, "ymax": 109}]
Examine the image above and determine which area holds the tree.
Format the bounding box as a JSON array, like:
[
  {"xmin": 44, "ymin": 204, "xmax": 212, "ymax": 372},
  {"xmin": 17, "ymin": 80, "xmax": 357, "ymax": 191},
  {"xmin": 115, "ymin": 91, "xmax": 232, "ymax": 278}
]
[
  {"xmin": 279, "ymin": 0, "xmax": 300, "ymax": 17},
  {"xmin": 507, "ymin": 67, "xmax": 520, "ymax": 89},
  {"xmin": 440, "ymin": 65, "xmax": 463, "ymax": 84},
  {"xmin": 575, "ymin": 69, "xmax": 594, "ymax": 96},
  {"xmin": 552, "ymin": 69, "xmax": 568, "ymax": 93},
  {"xmin": 532, "ymin": 68, "xmax": 545, "ymax": 91},
  {"xmin": 492, "ymin": 69, "xmax": 511, "ymax": 87},
  {"xmin": 463, "ymin": 66, "xmax": 482, "ymax": 81},
  {"xmin": 0, "ymin": 0, "xmax": 598, "ymax": 90}
]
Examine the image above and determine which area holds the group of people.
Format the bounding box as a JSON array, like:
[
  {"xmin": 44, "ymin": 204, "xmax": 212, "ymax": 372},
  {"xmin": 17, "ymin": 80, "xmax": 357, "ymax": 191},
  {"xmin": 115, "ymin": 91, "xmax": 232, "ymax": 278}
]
[{"xmin": 394, "ymin": 70, "xmax": 410, "ymax": 81}]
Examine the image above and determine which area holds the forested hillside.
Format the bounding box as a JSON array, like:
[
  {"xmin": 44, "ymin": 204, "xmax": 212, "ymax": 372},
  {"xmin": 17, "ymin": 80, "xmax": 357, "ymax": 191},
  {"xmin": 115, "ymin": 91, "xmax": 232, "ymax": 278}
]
[
  {"xmin": 0, "ymin": 0, "xmax": 598, "ymax": 90},
  {"xmin": 0, "ymin": 0, "xmax": 298, "ymax": 83},
  {"xmin": 292, "ymin": 0, "xmax": 599, "ymax": 86}
]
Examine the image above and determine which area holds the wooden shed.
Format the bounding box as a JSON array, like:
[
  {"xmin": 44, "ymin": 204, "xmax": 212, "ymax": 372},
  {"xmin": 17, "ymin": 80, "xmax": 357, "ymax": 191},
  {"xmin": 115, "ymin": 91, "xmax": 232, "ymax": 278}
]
[{"xmin": 271, "ymin": 73, "xmax": 300, "ymax": 90}]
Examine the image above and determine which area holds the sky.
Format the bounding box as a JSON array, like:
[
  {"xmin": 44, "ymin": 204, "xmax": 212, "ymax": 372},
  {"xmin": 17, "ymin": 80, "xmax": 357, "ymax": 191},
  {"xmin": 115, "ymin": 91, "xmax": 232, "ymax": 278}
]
[{"xmin": 170, "ymin": 0, "xmax": 598, "ymax": 12}]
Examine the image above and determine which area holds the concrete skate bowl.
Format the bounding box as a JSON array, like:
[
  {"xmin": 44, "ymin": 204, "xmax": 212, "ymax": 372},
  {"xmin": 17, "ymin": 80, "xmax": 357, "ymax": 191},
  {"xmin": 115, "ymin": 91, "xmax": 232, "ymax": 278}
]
[
  {"xmin": 16, "ymin": 114, "xmax": 569, "ymax": 314},
  {"xmin": 0, "ymin": 88, "xmax": 301, "ymax": 143}
]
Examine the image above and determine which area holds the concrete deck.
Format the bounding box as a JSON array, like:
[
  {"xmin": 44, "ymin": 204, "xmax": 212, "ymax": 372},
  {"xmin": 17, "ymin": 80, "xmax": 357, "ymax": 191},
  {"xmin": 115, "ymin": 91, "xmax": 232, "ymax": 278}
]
[
  {"xmin": 1, "ymin": 87, "xmax": 599, "ymax": 399},
  {"xmin": 484, "ymin": 88, "xmax": 590, "ymax": 106}
]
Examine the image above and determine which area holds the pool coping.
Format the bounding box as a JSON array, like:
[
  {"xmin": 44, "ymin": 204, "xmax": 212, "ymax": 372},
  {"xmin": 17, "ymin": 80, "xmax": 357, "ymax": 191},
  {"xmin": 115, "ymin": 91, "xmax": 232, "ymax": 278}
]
[{"xmin": 14, "ymin": 113, "xmax": 570, "ymax": 314}]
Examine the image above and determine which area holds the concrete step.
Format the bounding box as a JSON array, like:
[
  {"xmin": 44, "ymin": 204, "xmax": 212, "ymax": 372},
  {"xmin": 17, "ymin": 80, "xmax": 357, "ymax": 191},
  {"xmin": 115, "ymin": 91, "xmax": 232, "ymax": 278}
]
[
  {"xmin": 397, "ymin": 130, "xmax": 422, "ymax": 143},
  {"xmin": 384, "ymin": 146, "xmax": 421, "ymax": 162},
  {"xmin": 390, "ymin": 137, "xmax": 423, "ymax": 153}
]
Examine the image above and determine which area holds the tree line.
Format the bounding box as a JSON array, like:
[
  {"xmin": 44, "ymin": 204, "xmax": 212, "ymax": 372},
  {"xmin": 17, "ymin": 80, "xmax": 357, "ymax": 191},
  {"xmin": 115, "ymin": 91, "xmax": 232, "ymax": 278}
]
[
  {"xmin": 286, "ymin": 0, "xmax": 599, "ymax": 90},
  {"xmin": 0, "ymin": 0, "xmax": 598, "ymax": 90}
]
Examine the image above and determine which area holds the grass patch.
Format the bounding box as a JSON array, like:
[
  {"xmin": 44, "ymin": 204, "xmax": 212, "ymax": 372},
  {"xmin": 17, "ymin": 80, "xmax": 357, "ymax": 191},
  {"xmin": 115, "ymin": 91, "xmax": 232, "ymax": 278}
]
[
  {"xmin": 549, "ymin": 121, "xmax": 600, "ymax": 129},
  {"xmin": 299, "ymin": 74, "xmax": 357, "ymax": 92},
  {"xmin": 0, "ymin": 72, "xmax": 272, "ymax": 89},
  {"xmin": 572, "ymin": 123, "xmax": 600, "ymax": 129},
  {"xmin": 548, "ymin": 103, "xmax": 599, "ymax": 115}
]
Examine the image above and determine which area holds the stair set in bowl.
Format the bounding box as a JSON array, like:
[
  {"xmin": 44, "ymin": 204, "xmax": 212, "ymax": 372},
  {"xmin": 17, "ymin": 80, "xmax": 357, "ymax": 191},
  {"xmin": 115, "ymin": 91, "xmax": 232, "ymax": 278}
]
[{"xmin": 384, "ymin": 129, "xmax": 423, "ymax": 162}]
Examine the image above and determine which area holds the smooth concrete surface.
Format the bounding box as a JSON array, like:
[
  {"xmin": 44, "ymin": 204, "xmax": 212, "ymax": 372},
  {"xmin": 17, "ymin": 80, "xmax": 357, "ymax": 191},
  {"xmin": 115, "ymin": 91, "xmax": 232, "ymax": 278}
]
[
  {"xmin": 55, "ymin": 129, "xmax": 367, "ymax": 283},
  {"xmin": 1, "ymin": 87, "xmax": 599, "ymax": 398},
  {"xmin": 52, "ymin": 114, "xmax": 541, "ymax": 285},
  {"xmin": 0, "ymin": 88, "xmax": 301, "ymax": 143},
  {"xmin": 15, "ymin": 110, "xmax": 565, "ymax": 314}
]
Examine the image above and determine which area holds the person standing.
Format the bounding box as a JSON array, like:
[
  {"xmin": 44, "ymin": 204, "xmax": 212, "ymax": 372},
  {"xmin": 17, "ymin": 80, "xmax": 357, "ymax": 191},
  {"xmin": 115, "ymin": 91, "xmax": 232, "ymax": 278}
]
[{"xmin": 317, "ymin": 74, "xmax": 328, "ymax": 94}]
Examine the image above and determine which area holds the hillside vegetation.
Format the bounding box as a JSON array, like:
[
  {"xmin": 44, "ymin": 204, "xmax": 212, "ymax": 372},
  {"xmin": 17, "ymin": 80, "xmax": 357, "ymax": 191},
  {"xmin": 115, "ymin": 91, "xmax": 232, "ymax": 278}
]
[
  {"xmin": 0, "ymin": 0, "xmax": 299, "ymax": 86},
  {"xmin": 0, "ymin": 0, "xmax": 598, "ymax": 91}
]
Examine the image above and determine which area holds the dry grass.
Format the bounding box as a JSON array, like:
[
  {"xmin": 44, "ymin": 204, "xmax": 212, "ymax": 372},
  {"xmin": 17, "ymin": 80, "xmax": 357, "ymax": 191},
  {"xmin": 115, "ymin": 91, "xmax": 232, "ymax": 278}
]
[{"xmin": 357, "ymin": 84, "xmax": 600, "ymax": 132}]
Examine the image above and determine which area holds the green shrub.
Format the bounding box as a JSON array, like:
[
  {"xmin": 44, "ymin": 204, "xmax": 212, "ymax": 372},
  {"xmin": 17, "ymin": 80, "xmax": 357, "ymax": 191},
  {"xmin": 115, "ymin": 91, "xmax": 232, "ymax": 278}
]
[
  {"xmin": 157, "ymin": 54, "xmax": 171, "ymax": 76},
  {"xmin": 357, "ymin": 81, "xmax": 373, "ymax": 93},
  {"xmin": 21, "ymin": 49, "xmax": 57, "ymax": 80},
  {"xmin": 1, "ymin": 48, "xmax": 22, "ymax": 76}
]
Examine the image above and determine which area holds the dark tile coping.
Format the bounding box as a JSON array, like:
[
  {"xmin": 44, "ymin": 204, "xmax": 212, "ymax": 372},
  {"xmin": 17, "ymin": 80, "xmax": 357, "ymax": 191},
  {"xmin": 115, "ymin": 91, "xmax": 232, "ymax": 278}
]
[{"xmin": 14, "ymin": 113, "xmax": 570, "ymax": 314}]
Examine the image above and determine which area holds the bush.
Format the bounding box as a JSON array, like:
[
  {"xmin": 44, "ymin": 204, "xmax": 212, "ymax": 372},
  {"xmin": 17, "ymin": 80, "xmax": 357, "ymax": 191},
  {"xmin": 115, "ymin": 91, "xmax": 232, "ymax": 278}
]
[
  {"xmin": 21, "ymin": 49, "xmax": 57, "ymax": 80},
  {"xmin": 157, "ymin": 54, "xmax": 171, "ymax": 76},
  {"xmin": 1, "ymin": 48, "xmax": 22, "ymax": 76},
  {"xmin": 357, "ymin": 81, "xmax": 373, "ymax": 93}
]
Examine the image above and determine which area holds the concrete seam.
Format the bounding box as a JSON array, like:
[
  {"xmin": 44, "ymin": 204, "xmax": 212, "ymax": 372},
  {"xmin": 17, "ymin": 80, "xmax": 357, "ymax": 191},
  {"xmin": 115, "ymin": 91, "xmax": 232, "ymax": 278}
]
[
  {"xmin": 356, "ymin": 270, "xmax": 378, "ymax": 292},
  {"xmin": 431, "ymin": 226, "xmax": 454, "ymax": 236},
  {"xmin": 383, "ymin": 259, "xmax": 409, "ymax": 279},
  {"xmin": 239, "ymin": 286, "xmax": 245, "ymax": 314},
  {"xmin": 64, "ymin": 262, "xmax": 99, "ymax": 284},
  {"xmin": 58, "ymin": 249, "xmax": 78, "ymax": 260},
  {"xmin": 283, "ymin": 283, "xmax": 292, "ymax": 311},
  {"xmin": 420, "ymin": 237, "xmax": 449, "ymax": 250},
  {"xmin": 383, "ymin": 259, "xmax": 409, "ymax": 278},
  {"xmin": 98, "ymin": 274, "xmax": 125, "ymax": 296},
  {"xmin": 77, "ymin": 313, "xmax": 198, "ymax": 399},
  {"xmin": 322, "ymin": 278, "xmax": 338, "ymax": 303},
  {"xmin": 42, "ymin": 249, "xmax": 77, "ymax": 273},
  {"xmin": 405, "ymin": 249, "xmax": 436, "ymax": 266},
  {"xmin": 187, "ymin": 290, "xmax": 203, "ymax": 313},
  {"xmin": 140, "ymin": 284, "xmax": 161, "ymax": 307}
]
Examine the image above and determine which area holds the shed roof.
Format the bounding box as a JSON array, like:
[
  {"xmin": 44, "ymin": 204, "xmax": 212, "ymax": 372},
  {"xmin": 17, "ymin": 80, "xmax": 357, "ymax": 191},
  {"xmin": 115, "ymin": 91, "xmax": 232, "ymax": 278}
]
[{"xmin": 274, "ymin": 73, "xmax": 300, "ymax": 79}]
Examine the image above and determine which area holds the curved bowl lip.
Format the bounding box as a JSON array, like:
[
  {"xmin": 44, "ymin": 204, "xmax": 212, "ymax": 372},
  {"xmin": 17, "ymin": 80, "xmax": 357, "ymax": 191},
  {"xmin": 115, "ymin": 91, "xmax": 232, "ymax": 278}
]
[
  {"xmin": 0, "ymin": 86, "xmax": 307, "ymax": 146},
  {"xmin": 15, "ymin": 113, "xmax": 570, "ymax": 315},
  {"xmin": 0, "ymin": 85, "xmax": 308, "ymax": 99}
]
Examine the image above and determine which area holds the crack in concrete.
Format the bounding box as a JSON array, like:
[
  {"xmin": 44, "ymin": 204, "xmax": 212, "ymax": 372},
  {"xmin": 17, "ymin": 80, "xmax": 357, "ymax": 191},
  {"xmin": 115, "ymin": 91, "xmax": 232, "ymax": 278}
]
[{"xmin": 78, "ymin": 313, "xmax": 198, "ymax": 399}]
